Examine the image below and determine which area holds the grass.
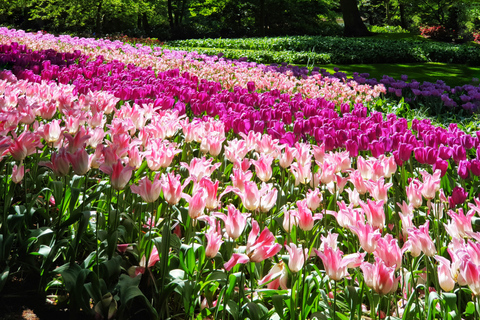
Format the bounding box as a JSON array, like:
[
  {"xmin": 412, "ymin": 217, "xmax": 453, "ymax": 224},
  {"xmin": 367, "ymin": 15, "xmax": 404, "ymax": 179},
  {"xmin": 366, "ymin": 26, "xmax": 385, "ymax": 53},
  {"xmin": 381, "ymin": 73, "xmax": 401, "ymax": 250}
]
[{"xmin": 315, "ymin": 62, "xmax": 480, "ymax": 87}]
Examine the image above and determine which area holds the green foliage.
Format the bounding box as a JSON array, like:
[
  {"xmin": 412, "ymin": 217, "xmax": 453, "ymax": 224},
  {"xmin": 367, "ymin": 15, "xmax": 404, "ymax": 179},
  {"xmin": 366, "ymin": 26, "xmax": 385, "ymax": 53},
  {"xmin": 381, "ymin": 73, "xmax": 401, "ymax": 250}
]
[{"xmin": 165, "ymin": 35, "xmax": 480, "ymax": 65}]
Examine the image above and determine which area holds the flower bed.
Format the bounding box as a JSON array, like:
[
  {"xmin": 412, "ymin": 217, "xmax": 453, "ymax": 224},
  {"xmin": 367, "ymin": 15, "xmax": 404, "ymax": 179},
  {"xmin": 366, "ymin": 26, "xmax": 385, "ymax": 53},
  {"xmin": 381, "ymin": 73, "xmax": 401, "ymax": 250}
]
[{"xmin": 1, "ymin": 28, "xmax": 480, "ymax": 320}]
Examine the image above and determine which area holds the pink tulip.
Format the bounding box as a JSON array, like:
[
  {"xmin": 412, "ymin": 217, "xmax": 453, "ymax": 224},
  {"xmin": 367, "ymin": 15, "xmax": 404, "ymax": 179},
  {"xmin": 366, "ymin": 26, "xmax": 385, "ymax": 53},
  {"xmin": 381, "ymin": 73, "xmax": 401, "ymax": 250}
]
[
  {"xmin": 314, "ymin": 245, "xmax": 365, "ymax": 281},
  {"xmin": 327, "ymin": 201, "xmax": 363, "ymax": 229},
  {"xmin": 406, "ymin": 179, "xmax": 423, "ymax": 208},
  {"xmin": 195, "ymin": 177, "xmax": 220, "ymax": 210},
  {"xmin": 345, "ymin": 188, "xmax": 360, "ymax": 207},
  {"xmin": 67, "ymin": 148, "xmax": 90, "ymax": 175},
  {"xmin": 258, "ymin": 261, "xmax": 288, "ymax": 290},
  {"xmin": 100, "ymin": 159, "xmax": 133, "ymax": 190},
  {"xmin": 253, "ymin": 155, "xmax": 274, "ymax": 182},
  {"xmin": 205, "ymin": 221, "xmax": 224, "ymax": 258},
  {"xmin": 460, "ymin": 260, "xmax": 480, "ymax": 296},
  {"xmin": 214, "ymin": 204, "xmax": 250, "ymax": 240},
  {"xmin": 181, "ymin": 157, "xmax": 221, "ymax": 181},
  {"xmin": 404, "ymin": 222, "xmax": 436, "ymax": 257},
  {"xmin": 374, "ymin": 234, "xmax": 402, "ymax": 270},
  {"xmin": 283, "ymin": 209, "xmax": 299, "ymax": 232},
  {"xmin": 312, "ymin": 144, "xmax": 325, "ymax": 163},
  {"xmin": 160, "ymin": 172, "xmax": 189, "ymax": 205},
  {"xmin": 397, "ymin": 201, "xmax": 414, "ymax": 239},
  {"xmin": 285, "ymin": 243, "xmax": 308, "ymax": 273},
  {"xmin": 294, "ymin": 143, "xmax": 311, "ymax": 166},
  {"xmin": 225, "ymin": 139, "xmax": 250, "ymax": 162},
  {"xmin": 230, "ymin": 169, "xmax": 253, "ymax": 192},
  {"xmin": 290, "ymin": 161, "xmax": 312, "ymax": 186},
  {"xmin": 359, "ymin": 199, "xmax": 385, "ymax": 230},
  {"xmin": 130, "ymin": 173, "xmax": 162, "ymax": 203},
  {"xmin": 420, "ymin": 169, "xmax": 442, "ymax": 200},
  {"xmin": 349, "ymin": 220, "xmax": 382, "ymax": 253},
  {"xmin": 224, "ymin": 220, "xmax": 281, "ymax": 271},
  {"xmin": 259, "ymin": 183, "xmax": 277, "ymax": 212},
  {"xmin": 360, "ymin": 258, "xmax": 399, "ymax": 295},
  {"xmin": 8, "ymin": 132, "xmax": 43, "ymax": 161},
  {"xmin": 434, "ymin": 256, "xmax": 455, "ymax": 292},
  {"xmin": 306, "ymin": 188, "xmax": 323, "ymax": 211},
  {"xmin": 366, "ymin": 178, "xmax": 392, "ymax": 202},
  {"xmin": 40, "ymin": 119, "xmax": 62, "ymax": 144},
  {"xmin": 233, "ymin": 181, "xmax": 267, "ymax": 211},
  {"xmin": 184, "ymin": 188, "xmax": 207, "ymax": 220},
  {"xmin": 445, "ymin": 208, "xmax": 475, "ymax": 239},
  {"xmin": 279, "ymin": 145, "xmax": 297, "ymax": 169},
  {"xmin": 296, "ymin": 199, "xmax": 323, "ymax": 231},
  {"xmin": 11, "ymin": 164, "xmax": 28, "ymax": 184},
  {"xmin": 39, "ymin": 147, "xmax": 70, "ymax": 177},
  {"xmin": 349, "ymin": 170, "xmax": 368, "ymax": 195}
]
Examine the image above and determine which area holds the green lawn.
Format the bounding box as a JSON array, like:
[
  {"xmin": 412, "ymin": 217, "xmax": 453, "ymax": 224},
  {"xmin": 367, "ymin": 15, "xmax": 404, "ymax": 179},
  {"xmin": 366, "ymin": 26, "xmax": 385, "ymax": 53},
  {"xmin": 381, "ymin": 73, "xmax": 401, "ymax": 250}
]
[{"xmin": 317, "ymin": 62, "xmax": 480, "ymax": 87}]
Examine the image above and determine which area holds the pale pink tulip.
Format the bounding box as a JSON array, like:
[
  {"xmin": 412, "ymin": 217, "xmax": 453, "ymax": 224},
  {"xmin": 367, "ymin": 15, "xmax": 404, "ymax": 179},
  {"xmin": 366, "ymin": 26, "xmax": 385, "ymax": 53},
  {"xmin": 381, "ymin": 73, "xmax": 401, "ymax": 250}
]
[
  {"xmin": 296, "ymin": 199, "xmax": 323, "ymax": 231},
  {"xmin": 258, "ymin": 261, "xmax": 288, "ymax": 290},
  {"xmin": 100, "ymin": 159, "xmax": 133, "ymax": 190},
  {"xmin": 283, "ymin": 209, "xmax": 299, "ymax": 232},
  {"xmin": 184, "ymin": 188, "xmax": 207, "ymax": 220},
  {"xmin": 314, "ymin": 245, "xmax": 365, "ymax": 281},
  {"xmin": 253, "ymin": 155, "xmax": 274, "ymax": 182},
  {"xmin": 359, "ymin": 199, "xmax": 385, "ymax": 230},
  {"xmin": 130, "ymin": 173, "xmax": 162, "ymax": 203},
  {"xmin": 214, "ymin": 204, "xmax": 250, "ymax": 240},
  {"xmin": 349, "ymin": 220, "xmax": 382, "ymax": 253},
  {"xmin": 445, "ymin": 208, "xmax": 475, "ymax": 239},
  {"xmin": 224, "ymin": 221, "xmax": 281, "ymax": 270},
  {"xmin": 285, "ymin": 243, "xmax": 308, "ymax": 273},
  {"xmin": 404, "ymin": 222, "xmax": 436, "ymax": 257},
  {"xmin": 205, "ymin": 222, "xmax": 224, "ymax": 258},
  {"xmin": 349, "ymin": 170, "xmax": 368, "ymax": 195},
  {"xmin": 374, "ymin": 234, "xmax": 402, "ymax": 270},
  {"xmin": 160, "ymin": 172, "xmax": 189, "ymax": 205},
  {"xmin": 420, "ymin": 169, "xmax": 442, "ymax": 200},
  {"xmin": 306, "ymin": 188, "xmax": 323, "ymax": 211},
  {"xmin": 279, "ymin": 145, "xmax": 297, "ymax": 169},
  {"xmin": 67, "ymin": 148, "xmax": 90, "ymax": 175},
  {"xmin": 11, "ymin": 164, "xmax": 28, "ymax": 184},
  {"xmin": 406, "ymin": 179, "xmax": 423, "ymax": 208},
  {"xmin": 361, "ymin": 258, "xmax": 399, "ymax": 295},
  {"xmin": 434, "ymin": 255, "xmax": 455, "ymax": 292},
  {"xmin": 259, "ymin": 183, "xmax": 277, "ymax": 213}
]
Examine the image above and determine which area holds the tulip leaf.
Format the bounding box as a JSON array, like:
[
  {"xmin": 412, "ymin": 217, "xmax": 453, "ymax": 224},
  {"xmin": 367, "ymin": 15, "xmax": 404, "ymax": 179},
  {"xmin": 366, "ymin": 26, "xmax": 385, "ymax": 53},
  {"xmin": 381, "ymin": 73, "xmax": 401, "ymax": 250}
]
[
  {"xmin": 271, "ymin": 295, "xmax": 286, "ymax": 320},
  {"xmin": 441, "ymin": 293, "xmax": 460, "ymax": 320},
  {"xmin": 0, "ymin": 266, "xmax": 9, "ymax": 292},
  {"xmin": 227, "ymin": 299, "xmax": 239, "ymax": 320}
]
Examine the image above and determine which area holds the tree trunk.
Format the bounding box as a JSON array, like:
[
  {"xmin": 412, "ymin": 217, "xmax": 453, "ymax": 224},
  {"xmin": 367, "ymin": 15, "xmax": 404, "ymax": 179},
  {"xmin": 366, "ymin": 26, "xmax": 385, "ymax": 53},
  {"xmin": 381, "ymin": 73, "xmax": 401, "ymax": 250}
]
[
  {"xmin": 167, "ymin": 0, "xmax": 174, "ymax": 29},
  {"xmin": 385, "ymin": 0, "xmax": 390, "ymax": 25},
  {"xmin": 339, "ymin": 0, "xmax": 372, "ymax": 37},
  {"xmin": 399, "ymin": 3, "xmax": 407, "ymax": 29},
  {"xmin": 259, "ymin": 0, "xmax": 265, "ymax": 37},
  {"xmin": 95, "ymin": 0, "xmax": 103, "ymax": 35}
]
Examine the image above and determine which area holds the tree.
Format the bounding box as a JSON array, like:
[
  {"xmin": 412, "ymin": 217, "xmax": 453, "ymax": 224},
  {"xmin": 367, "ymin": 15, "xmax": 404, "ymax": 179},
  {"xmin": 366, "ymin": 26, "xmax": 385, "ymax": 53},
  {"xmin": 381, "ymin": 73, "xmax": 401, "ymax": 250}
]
[{"xmin": 340, "ymin": 0, "xmax": 372, "ymax": 37}]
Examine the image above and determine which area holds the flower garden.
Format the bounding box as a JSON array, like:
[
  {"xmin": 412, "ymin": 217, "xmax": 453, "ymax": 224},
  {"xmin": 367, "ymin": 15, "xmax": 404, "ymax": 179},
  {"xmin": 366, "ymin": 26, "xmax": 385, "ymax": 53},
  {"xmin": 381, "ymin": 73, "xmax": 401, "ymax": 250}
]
[{"xmin": 1, "ymin": 27, "xmax": 480, "ymax": 320}]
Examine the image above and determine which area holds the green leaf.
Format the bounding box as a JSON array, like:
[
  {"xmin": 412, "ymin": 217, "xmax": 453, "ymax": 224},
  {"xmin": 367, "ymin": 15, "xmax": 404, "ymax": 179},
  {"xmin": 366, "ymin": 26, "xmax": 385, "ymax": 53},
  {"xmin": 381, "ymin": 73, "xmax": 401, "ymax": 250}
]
[
  {"xmin": 271, "ymin": 295, "xmax": 286, "ymax": 320},
  {"xmin": 117, "ymin": 274, "xmax": 158, "ymax": 318},
  {"xmin": 227, "ymin": 299, "xmax": 239, "ymax": 320},
  {"xmin": 0, "ymin": 266, "xmax": 10, "ymax": 292}
]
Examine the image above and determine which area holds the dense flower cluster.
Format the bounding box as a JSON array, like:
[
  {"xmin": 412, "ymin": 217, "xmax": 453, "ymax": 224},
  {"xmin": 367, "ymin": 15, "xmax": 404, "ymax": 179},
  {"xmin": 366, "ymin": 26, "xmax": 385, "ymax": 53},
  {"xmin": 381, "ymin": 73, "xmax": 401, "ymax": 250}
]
[{"xmin": 1, "ymin": 27, "xmax": 480, "ymax": 320}]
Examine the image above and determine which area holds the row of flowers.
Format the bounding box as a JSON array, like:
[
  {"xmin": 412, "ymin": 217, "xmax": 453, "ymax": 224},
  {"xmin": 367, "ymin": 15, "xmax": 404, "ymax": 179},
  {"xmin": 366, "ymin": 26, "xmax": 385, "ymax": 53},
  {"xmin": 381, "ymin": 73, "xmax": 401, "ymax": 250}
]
[{"xmin": 1, "ymin": 28, "xmax": 480, "ymax": 319}]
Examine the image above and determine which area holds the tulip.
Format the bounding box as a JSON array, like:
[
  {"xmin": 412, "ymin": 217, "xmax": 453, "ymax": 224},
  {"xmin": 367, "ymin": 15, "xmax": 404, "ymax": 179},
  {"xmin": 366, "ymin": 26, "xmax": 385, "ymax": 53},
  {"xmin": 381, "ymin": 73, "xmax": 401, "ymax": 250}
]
[
  {"xmin": 258, "ymin": 261, "xmax": 288, "ymax": 290},
  {"xmin": 160, "ymin": 172, "xmax": 189, "ymax": 206},
  {"xmin": 360, "ymin": 258, "xmax": 399, "ymax": 295},
  {"xmin": 285, "ymin": 243, "xmax": 308, "ymax": 273},
  {"xmin": 314, "ymin": 245, "xmax": 365, "ymax": 281},
  {"xmin": 11, "ymin": 164, "xmax": 28, "ymax": 184},
  {"xmin": 67, "ymin": 148, "xmax": 90, "ymax": 175},
  {"xmin": 349, "ymin": 220, "xmax": 382, "ymax": 253},
  {"xmin": 434, "ymin": 256, "xmax": 455, "ymax": 292},
  {"xmin": 224, "ymin": 220, "xmax": 281, "ymax": 271},
  {"xmin": 100, "ymin": 159, "xmax": 134, "ymax": 190},
  {"xmin": 296, "ymin": 199, "xmax": 323, "ymax": 231},
  {"xmin": 205, "ymin": 222, "xmax": 224, "ymax": 258},
  {"xmin": 359, "ymin": 199, "xmax": 385, "ymax": 230},
  {"xmin": 130, "ymin": 173, "xmax": 162, "ymax": 203},
  {"xmin": 253, "ymin": 155, "xmax": 274, "ymax": 182},
  {"xmin": 404, "ymin": 221, "xmax": 436, "ymax": 257},
  {"xmin": 214, "ymin": 204, "xmax": 250, "ymax": 240},
  {"xmin": 374, "ymin": 234, "xmax": 402, "ymax": 270},
  {"xmin": 420, "ymin": 169, "xmax": 442, "ymax": 200}
]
